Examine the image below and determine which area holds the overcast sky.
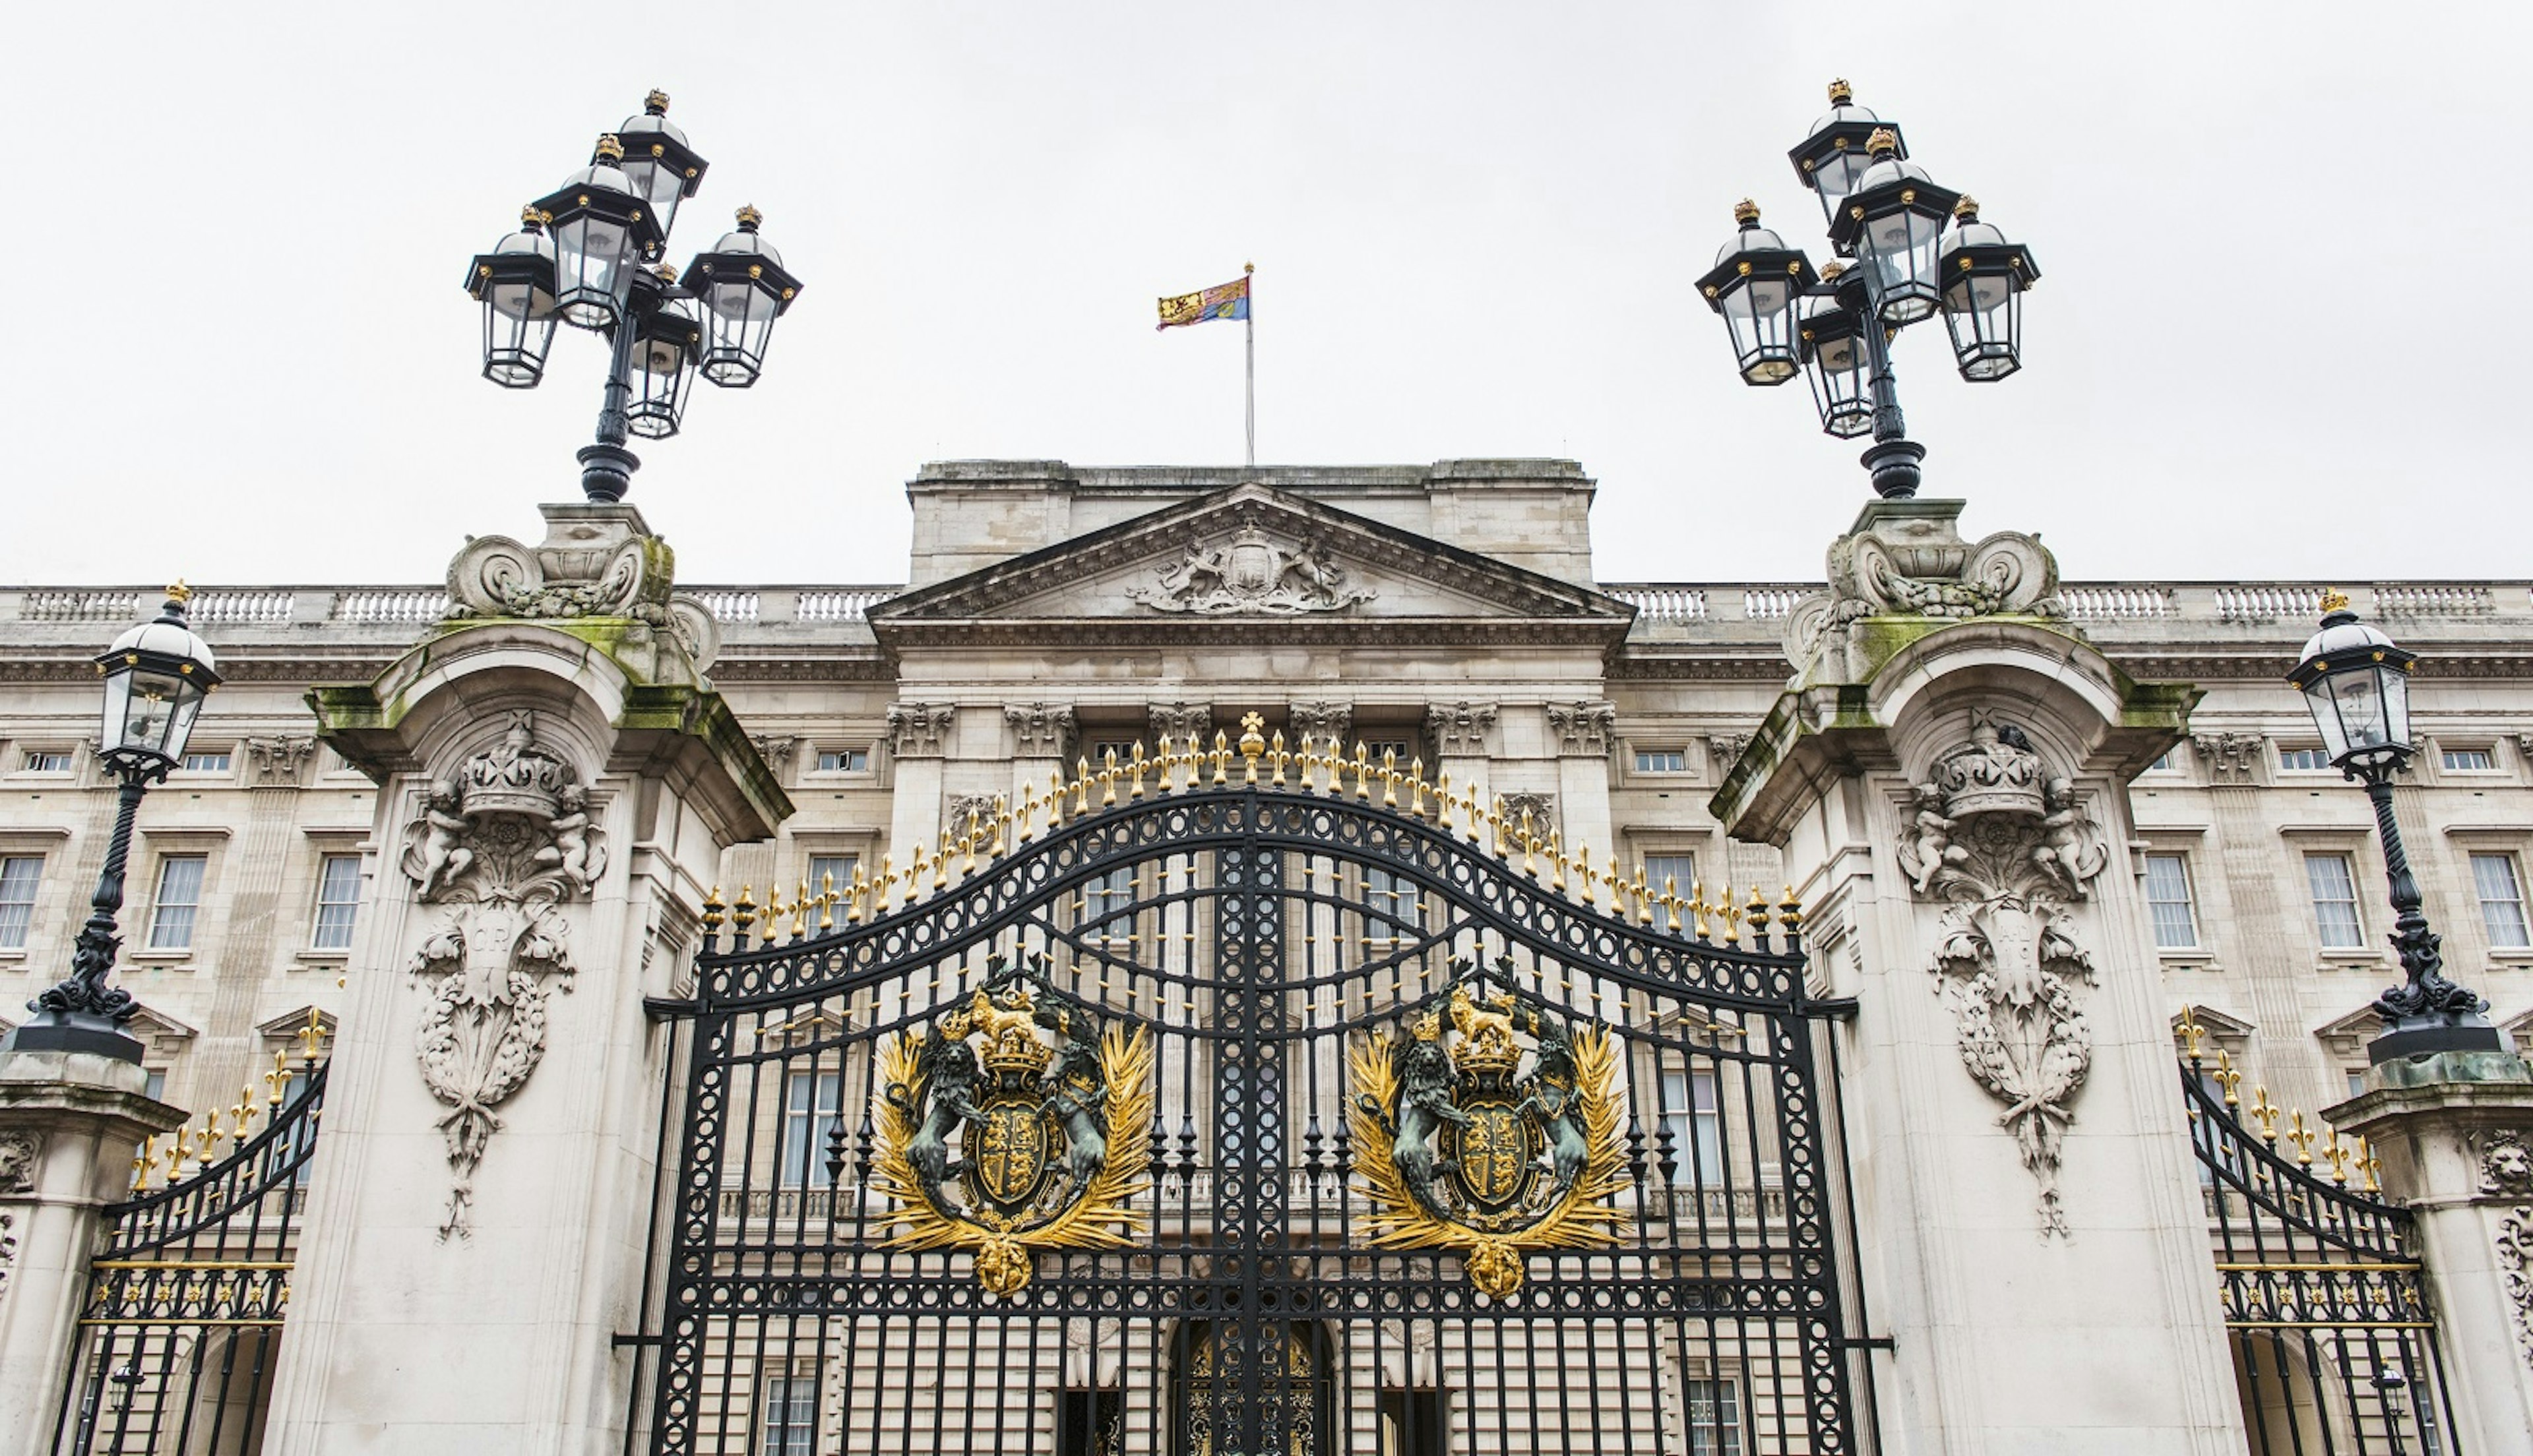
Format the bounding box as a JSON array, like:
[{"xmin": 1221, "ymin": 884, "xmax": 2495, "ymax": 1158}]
[{"xmin": 4, "ymin": 4, "xmax": 2521, "ymax": 590}]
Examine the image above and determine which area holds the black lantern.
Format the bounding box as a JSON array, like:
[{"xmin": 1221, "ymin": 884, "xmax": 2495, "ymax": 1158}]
[
  {"xmin": 2288, "ymin": 590, "xmax": 2417, "ymax": 772},
  {"xmin": 625, "ymin": 268, "xmax": 705, "ymax": 440},
  {"xmin": 1798, "ymin": 264, "xmax": 1875, "ymax": 437},
  {"xmin": 1937, "ymin": 198, "xmax": 2040, "ymax": 382},
  {"xmin": 96, "ymin": 584, "xmax": 220, "ymax": 770},
  {"xmin": 1697, "ymin": 201, "xmax": 1815, "ymax": 386},
  {"xmin": 681, "ymin": 206, "xmax": 804, "ymax": 387},
  {"xmin": 465, "ymin": 206, "xmax": 561, "ymax": 388},
  {"xmin": 530, "ymin": 135, "xmax": 665, "ymax": 330},
  {"xmin": 1829, "ymin": 129, "xmax": 1960, "ymax": 326},
  {"xmin": 1786, "ymin": 79, "xmax": 1906, "ymax": 228},
  {"xmin": 614, "ymin": 90, "xmax": 710, "ymax": 243}
]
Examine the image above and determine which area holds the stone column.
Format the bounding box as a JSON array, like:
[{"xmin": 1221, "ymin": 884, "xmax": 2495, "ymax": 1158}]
[
  {"xmin": 1005, "ymin": 703, "xmax": 1075, "ymax": 822},
  {"xmin": 261, "ymin": 502, "xmax": 789, "ymax": 1455},
  {"xmin": 1714, "ymin": 499, "xmax": 2243, "ymax": 1453},
  {"xmin": 885, "ymin": 701, "xmax": 956, "ymax": 859},
  {"xmin": 1546, "ymin": 699, "xmax": 1616, "ymax": 866},
  {"xmin": 0, "ymin": 1048, "xmax": 186, "ymax": 1449},
  {"xmin": 1427, "ymin": 702, "xmax": 1497, "ymax": 817},
  {"xmin": 2328, "ymin": 1050, "xmax": 2533, "ymax": 1452}
]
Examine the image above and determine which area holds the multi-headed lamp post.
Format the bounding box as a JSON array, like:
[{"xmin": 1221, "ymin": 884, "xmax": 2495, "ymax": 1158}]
[
  {"xmin": 7, "ymin": 586, "xmax": 220, "ymax": 1062},
  {"xmin": 466, "ymin": 91, "xmax": 805, "ymax": 502},
  {"xmin": 2288, "ymin": 590, "xmax": 2504, "ymax": 1062},
  {"xmin": 1698, "ymin": 80, "xmax": 2040, "ymax": 500}
]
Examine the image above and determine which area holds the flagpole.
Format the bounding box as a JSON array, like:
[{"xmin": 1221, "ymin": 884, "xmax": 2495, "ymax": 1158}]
[{"xmin": 1243, "ymin": 261, "xmax": 1256, "ymax": 471}]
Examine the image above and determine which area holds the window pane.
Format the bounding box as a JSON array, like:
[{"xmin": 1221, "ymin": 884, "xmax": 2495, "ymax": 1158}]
[
  {"xmin": 313, "ymin": 854, "xmax": 362, "ymax": 950},
  {"xmin": 149, "ymin": 856, "xmax": 206, "ymax": 950},
  {"xmin": 780, "ymin": 1070, "xmax": 842, "ymax": 1188},
  {"xmin": 1635, "ymin": 749, "xmax": 1687, "ymax": 773},
  {"xmin": 1645, "ymin": 854, "xmax": 1698, "ymax": 899},
  {"xmin": 2279, "ymin": 747, "xmax": 2330, "ymax": 771},
  {"xmin": 759, "ymin": 1375, "xmax": 817, "ymax": 1455},
  {"xmin": 815, "ymin": 748, "xmax": 867, "ymax": 772},
  {"xmin": 807, "ymin": 855, "xmax": 858, "ymax": 899},
  {"xmin": 0, "ymin": 855, "xmax": 40, "ymax": 949},
  {"xmin": 2443, "ymin": 748, "xmax": 2495, "ymax": 772},
  {"xmin": 179, "ymin": 751, "xmax": 231, "ymax": 772},
  {"xmin": 2305, "ymin": 853, "xmax": 2363, "ymax": 948},
  {"xmin": 1685, "ymin": 1378, "xmax": 1743, "ymax": 1456},
  {"xmin": 2144, "ymin": 853, "xmax": 2197, "ymax": 950},
  {"xmin": 24, "ymin": 750, "xmax": 72, "ymax": 773},
  {"xmin": 1661, "ymin": 1068, "xmax": 1724, "ymax": 1184},
  {"xmin": 2474, "ymin": 853, "xmax": 2530, "ymax": 948}
]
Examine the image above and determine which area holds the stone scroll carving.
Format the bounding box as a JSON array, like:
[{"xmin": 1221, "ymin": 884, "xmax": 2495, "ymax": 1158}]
[
  {"xmin": 1545, "ymin": 702, "xmax": 1616, "ymax": 756},
  {"xmin": 887, "ymin": 703, "xmax": 958, "ymax": 759},
  {"xmin": 443, "ymin": 510, "xmax": 720, "ymax": 673},
  {"xmin": 1896, "ymin": 714, "xmax": 2108, "ymax": 1239},
  {"xmin": 1782, "ymin": 502, "xmax": 2063, "ymax": 681},
  {"xmin": 2480, "ymin": 1132, "xmax": 2533, "ymax": 1364},
  {"xmin": 1125, "ymin": 524, "xmax": 1375, "ymax": 615},
  {"xmin": 1288, "ymin": 702, "xmax": 1353, "ymax": 748},
  {"xmin": 1426, "ymin": 702, "xmax": 1496, "ymax": 756},
  {"xmin": 1005, "ymin": 704, "xmax": 1075, "ymax": 759},
  {"xmin": 243, "ymin": 735, "xmax": 318, "ymax": 788},
  {"xmin": 398, "ymin": 711, "xmax": 605, "ymax": 1240}
]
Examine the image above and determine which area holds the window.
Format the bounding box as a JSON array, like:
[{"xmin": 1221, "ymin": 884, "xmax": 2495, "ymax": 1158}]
[
  {"xmin": 1082, "ymin": 866, "xmax": 1135, "ymax": 946},
  {"xmin": 1661, "ymin": 1068, "xmax": 1724, "ymax": 1184},
  {"xmin": 2348, "ymin": 1069, "xmax": 2369, "ymax": 1099},
  {"xmin": 2305, "ymin": 853, "xmax": 2363, "ymax": 949},
  {"xmin": 813, "ymin": 748, "xmax": 867, "ymax": 773},
  {"xmin": 21, "ymin": 750, "xmax": 71, "ymax": 773},
  {"xmin": 1685, "ymin": 1378, "xmax": 1743, "ymax": 1456},
  {"xmin": 2443, "ymin": 746, "xmax": 2497, "ymax": 772},
  {"xmin": 1635, "ymin": 748, "xmax": 1689, "ymax": 774},
  {"xmin": 1377, "ymin": 1389, "xmax": 1444, "ymax": 1456},
  {"xmin": 2143, "ymin": 853, "xmax": 2199, "ymax": 950},
  {"xmin": 1363, "ymin": 866, "xmax": 1423, "ymax": 942},
  {"xmin": 2474, "ymin": 853, "xmax": 2531, "ymax": 948},
  {"xmin": 148, "ymin": 856, "xmax": 207, "ymax": 951},
  {"xmin": 178, "ymin": 750, "xmax": 232, "ymax": 773},
  {"xmin": 1057, "ymin": 1390, "xmax": 1123, "ymax": 1456},
  {"xmin": 1361, "ymin": 738, "xmax": 1418, "ymax": 768},
  {"xmin": 1083, "ymin": 740, "xmax": 1139, "ymax": 768},
  {"xmin": 143, "ymin": 1070, "xmax": 167, "ymax": 1102},
  {"xmin": 757, "ymin": 1374, "xmax": 817, "ymax": 1456},
  {"xmin": 779, "ymin": 1070, "xmax": 842, "ymax": 1189},
  {"xmin": 2146, "ymin": 748, "xmax": 2179, "ymax": 772},
  {"xmin": 807, "ymin": 854, "xmax": 858, "ymax": 900},
  {"xmin": 2278, "ymin": 746, "xmax": 2332, "ymax": 772},
  {"xmin": 1644, "ymin": 853, "xmax": 1698, "ymax": 901},
  {"xmin": 0, "ymin": 855, "xmax": 41, "ymax": 948},
  {"xmin": 311, "ymin": 854, "xmax": 362, "ymax": 950}
]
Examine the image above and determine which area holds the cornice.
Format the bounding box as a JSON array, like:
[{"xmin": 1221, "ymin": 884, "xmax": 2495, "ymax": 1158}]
[{"xmin": 871, "ymin": 617, "xmax": 1629, "ymax": 650}]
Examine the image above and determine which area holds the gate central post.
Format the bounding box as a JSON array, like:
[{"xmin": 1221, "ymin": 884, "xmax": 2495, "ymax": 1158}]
[
  {"xmin": 1209, "ymin": 804, "xmax": 1292, "ymax": 1456},
  {"xmin": 1714, "ymin": 500, "xmax": 2245, "ymax": 1453}
]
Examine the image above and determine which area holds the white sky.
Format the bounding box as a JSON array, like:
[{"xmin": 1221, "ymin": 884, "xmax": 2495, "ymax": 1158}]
[{"xmin": 4, "ymin": 3, "xmax": 2522, "ymax": 589}]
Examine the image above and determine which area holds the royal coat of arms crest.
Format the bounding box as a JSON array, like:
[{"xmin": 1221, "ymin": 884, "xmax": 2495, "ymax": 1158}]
[
  {"xmin": 873, "ymin": 954, "xmax": 1155, "ymax": 1296},
  {"xmin": 1349, "ymin": 958, "xmax": 1631, "ymax": 1297}
]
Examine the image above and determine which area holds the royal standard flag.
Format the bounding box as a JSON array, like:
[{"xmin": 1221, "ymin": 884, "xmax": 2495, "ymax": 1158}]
[{"xmin": 1158, "ymin": 274, "xmax": 1250, "ymax": 330}]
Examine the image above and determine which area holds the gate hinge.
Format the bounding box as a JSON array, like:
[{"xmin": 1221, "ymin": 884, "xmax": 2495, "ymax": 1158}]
[
  {"xmin": 1837, "ymin": 1334, "xmax": 1895, "ymax": 1351},
  {"xmin": 612, "ymin": 1332, "xmax": 662, "ymax": 1349},
  {"xmin": 643, "ymin": 995, "xmax": 701, "ymax": 1021},
  {"xmin": 1805, "ymin": 996, "xmax": 1862, "ymax": 1022}
]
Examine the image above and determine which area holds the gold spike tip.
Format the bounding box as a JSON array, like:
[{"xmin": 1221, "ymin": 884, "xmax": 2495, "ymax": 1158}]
[
  {"xmin": 594, "ymin": 133, "xmax": 626, "ymax": 163},
  {"xmin": 2317, "ymin": 586, "xmax": 2352, "ymax": 614},
  {"xmin": 1865, "ymin": 127, "xmax": 1898, "ymax": 156},
  {"xmin": 645, "ymin": 88, "xmax": 671, "ymax": 113},
  {"xmin": 1732, "ymin": 198, "xmax": 1761, "ymax": 226},
  {"xmin": 1827, "ymin": 78, "xmax": 1854, "ymax": 105}
]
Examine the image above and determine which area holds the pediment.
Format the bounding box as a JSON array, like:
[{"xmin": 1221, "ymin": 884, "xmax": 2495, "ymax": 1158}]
[{"xmin": 869, "ymin": 483, "xmax": 1633, "ymax": 647}]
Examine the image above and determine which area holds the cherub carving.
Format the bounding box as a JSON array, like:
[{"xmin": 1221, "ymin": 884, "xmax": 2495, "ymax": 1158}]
[
  {"xmin": 415, "ymin": 782, "xmax": 474, "ymax": 899},
  {"xmin": 2032, "ymin": 778, "xmax": 2102, "ymax": 899},
  {"xmin": 535, "ymin": 783, "xmax": 600, "ymax": 890},
  {"xmin": 1904, "ymin": 783, "xmax": 1963, "ymax": 895}
]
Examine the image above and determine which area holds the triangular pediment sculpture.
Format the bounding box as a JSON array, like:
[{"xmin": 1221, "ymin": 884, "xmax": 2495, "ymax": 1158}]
[{"xmin": 869, "ymin": 482, "xmax": 1634, "ymax": 648}]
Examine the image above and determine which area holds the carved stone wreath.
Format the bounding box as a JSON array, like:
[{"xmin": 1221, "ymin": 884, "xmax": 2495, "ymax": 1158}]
[
  {"xmin": 1125, "ymin": 524, "xmax": 1374, "ymax": 615},
  {"xmin": 1898, "ymin": 715, "xmax": 2107, "ymax": 1239},
  {"xmin": 398, "ymin": 710, "xmax": 605, "ymax": 1240}
]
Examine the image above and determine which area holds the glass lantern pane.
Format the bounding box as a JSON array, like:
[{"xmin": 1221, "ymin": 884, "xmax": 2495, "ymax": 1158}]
[
  {"xmin": 2330, "ymin": 671, "xmax": 2392, "ymax": 751},
  {"xmin": 2379, "ymin": 665, "xmax": 2411, "ymax": 747},
  {"xmin": 2303, "ymin": 680, "xmax": 2351, "ymax": 762},
  {"xmin": 120, "ymin": 668, "xmax": 188, "ymax": 755}
]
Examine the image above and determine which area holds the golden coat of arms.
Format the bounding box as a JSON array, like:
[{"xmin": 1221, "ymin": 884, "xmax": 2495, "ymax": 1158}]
[
  {"xmin": 874, "ymin": 956, "xmax": 1154, "ymax": 1296},
  {"xmin": 1350, "ymin": 959, "xmax": 1631, "ymax": 1298}
]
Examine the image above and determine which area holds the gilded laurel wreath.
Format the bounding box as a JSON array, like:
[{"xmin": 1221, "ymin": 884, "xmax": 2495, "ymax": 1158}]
[
  {"xmin": 873, "ymin": 977, "xmax": 1154, "ymax": 1298},
  {"xmin": 1349, "ymin": 982, "xmax": 1630, "ymax": 1298}
]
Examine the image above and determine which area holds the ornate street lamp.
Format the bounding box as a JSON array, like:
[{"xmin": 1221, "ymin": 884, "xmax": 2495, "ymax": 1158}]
[
  {"xmin": 6, "ymin": 586, "xmax": 220, "ymax": 1063},
  {"xmin": 2288, "ymin": 590, "xmax": 2504, "ymax": 1062},
  {"xmin": 1703, "ymin": 80, "xmax": 2040, "ymax": 500},
  {"xmin": 464, "ymin": 90, "xmax": 804, "ymax": 502},
  {"xmin": 1696, "ymin": 201, "xmax": 1815, "ymax": 387}
]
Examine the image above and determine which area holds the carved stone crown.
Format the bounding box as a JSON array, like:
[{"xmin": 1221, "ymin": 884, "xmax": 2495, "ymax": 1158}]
[
  {"xmin": 1930, "ymin": 719, "xmax": 2046, "ymax": 820},
  {"xmin": 458, "ymin": 717, "xmax": 576, "ymax": 820}
]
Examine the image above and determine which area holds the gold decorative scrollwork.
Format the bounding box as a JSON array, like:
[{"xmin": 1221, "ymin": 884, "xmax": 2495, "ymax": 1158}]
[
  {"xmin": 1348, "ymin": 959, "xmax": 1630, "ymax": 1297},
  {"xmin": 873, "ymin": 957, "xmax": 1154, "ymax": 1296}
]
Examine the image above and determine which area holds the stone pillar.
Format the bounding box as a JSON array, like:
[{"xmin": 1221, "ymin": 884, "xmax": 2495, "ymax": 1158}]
[
  {"xmin": 1005, "ymin": 704, "xmax": 1075, "ymax": 816},
  {"xmin": 1546, "ymin": 699, "xmax": 1615, "ymax": 864},
  {"xmin": 1426, "ymin": 702, "xmax": 1496, "ymax": 814},
  {"xmin": 1714, "ymin": 499, "xmax": 2243, "ymax": 1453},
  {"xmin": 885, "ymin": 701, "xmax": 956, "ymax": 857},
  {"xmin": 2328, "ymin": 1050, "xmax": 2533, "ymax": 1452},
  {"xmin": 261, "ymin": 502, "xmax": 788, "ymax": 1455},
  {"xmin": 0, "ymin": 1048, "xmax": 186, "ymax": 1449}
]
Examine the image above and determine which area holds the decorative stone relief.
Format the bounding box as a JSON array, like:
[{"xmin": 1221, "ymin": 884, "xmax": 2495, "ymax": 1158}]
[
  {"xmin": 441, "ymin": 506, "xmax": 720, "ymax": 675},
  {"xmin": 243, "ymin": 735, "xmax": 317, "ymax": 788},
  {"xmin": 1426, "ymin": 702, "xmax": 1496, "ymax": 756},
  {"xmin": 1545, "ymin": 702, "xmax": 1616, "ymax": 756},
  {"xmin": 1125, "ymin": 524, "xmax": 1375, "ymax": 615},
  {"xmin": 2480, "ymin": 1132, "xmax": 2533, "ymax": 1365},
  {"xmin": 1148, "ymin": 703, "xmax": 1212, "ymax": 746},
  {"xmin": 887, "ymin": 703, "xmax": 958, "ymax": 759},
  {"xmin": 749, "ymin": 735, "xmax": 800, "ymax": 777},
  {"xmin": 945, "ymin": 794, "xmax": 1001, "ymax": 837},
  {"xmin": 1005, "ymin": 704, "xmax": 1075, "ymax": 759},
  {"xmin": 2191, "ymin": 733, "xmax": 2265, "ymax": 785},
  {"xmin": 1495, "ymin": 791, "xmax": 1555, "ymax": 831},
  {"xmin": 1897, "ymin": 715, "xmax": 2108, "ymax": 1239},
  {"xmin": 1288, "ymin": 701, "xmax": 1352, "ymax": 749},
  {"xmin": 0, "ymin": 1210, "xmax": 16, "ymax": 1304},
  {"xmin": 0, "ymin": 1131, "xmax": 36, "ymax": 1193},
  {"xmin": 1780, "ymin": 501, "xmax": 2065, "ymax": 682},
  {"xmin": 397, "ymin": 711, "xmax": 604, "ymax": 1240},
  {"xmin": 1707, "ymin": 733, "xmax": 1754, "ymax": 776}
]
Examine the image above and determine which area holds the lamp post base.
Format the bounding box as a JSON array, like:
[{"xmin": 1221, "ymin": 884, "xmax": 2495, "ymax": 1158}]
[
  {"xmin": 3, "ymin": 1010, "xmax": 144, "ymax": 1063},
  {"xmin": 2370, "ymin": 1014, "xmax": 2507, "ymax": 1064},
  {"xmin": 1860, "ymin": 439, "xmax": 1925, "ymax": 500},
  {"xmin": 576, "ymin": 443, "xmax": 641, "ymax": 503}
]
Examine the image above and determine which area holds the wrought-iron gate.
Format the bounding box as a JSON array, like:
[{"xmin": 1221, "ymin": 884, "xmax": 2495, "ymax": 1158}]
[
  {"xmin": 635, "ymin": 735, "xmax": 1875, "ymax": 1455},
  {"xmin": 55, "ymin": 1020, "xmax": 330, "ymax": 1455},
  {"xmin": 2175, "ymin": 1012, "xmax": 2460, "ymax": 1455}
]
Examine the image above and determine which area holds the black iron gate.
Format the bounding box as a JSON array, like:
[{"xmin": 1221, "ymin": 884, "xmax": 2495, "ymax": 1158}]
[{"xmin": 635, "ymin": 736, "xmax": 1873, "ymax": 1455}]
